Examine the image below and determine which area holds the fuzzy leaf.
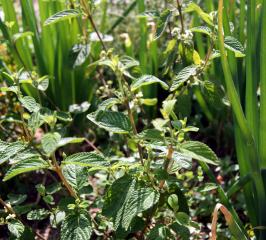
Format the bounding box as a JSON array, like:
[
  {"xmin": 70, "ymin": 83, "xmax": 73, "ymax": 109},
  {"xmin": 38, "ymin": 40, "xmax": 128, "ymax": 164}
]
[
  {"xmin": 171, "ymin": 65, "xmax": 198, "ymax": 91},
  {"xmin": 87, "ymin": 110, "xmax": 132, "ymax": 134},
  {"xmin": 61, "ymin": 213, "xmax": 92, "ymax": 240},
  {"xmin": 62, "ymin": 152, "xmax": 107, "ymax": 167},
  {"xmin": 8, "ymin": 219, "xmax": 25, "ymax": 238},
  {"xmin": 27, "ymin": 209, "xmax": 50, "ymax": 221},
  {"xmin": 180, "ymin": 141, "xmax": 218, "ymax": 165},
  {"xmin": 190, "ymin": 26, "xmax": 212, "ymax": 37},
  {"xmin": 131, "ymin": 75, "xmax": 169, "ymax": 91},
  {"xmin": 41, "ymin": 132, "xmax": 61, "ymax": 155},
  {"xmin": 102, "ymin": 175, "xmax": 160, "ymax": 230},
  {"xmin": 44, "ymin": 9, "xmax": 81, "ymax": 26},
  {"xmin": 3, "ymin": 158, "xmax": 49, "ymax": 181},
  {"xmin": 19, "ymin": 96, "xmax": 40, "ymax": 113},
  {"xmin": 224, "ymin": 36, "xmax": 245, "ymax": 57},
  {"xmin": 62, "ymin": 164, "xmax": 90, "ymax": 192},
  {"xmin": 0, "ymin": 141, "xmax": 27, "ymax": 165},
  {"xmin": 69, "ymin": 44, "xmax": 90, "ymax": 68},
  {"xmin": 98, "ymin": 98, "xmax": 121, "ymax": 110},
  {"xmin": 57, "ymin": 137, "xmax": 85, "ymax": 148},
  {"xmin": 154, "ymin": 9, "xmax": 172, "ymax": 40},
  {"xmin": 184, "ymin": 3, "xmax": 213, "ymax": 26}
]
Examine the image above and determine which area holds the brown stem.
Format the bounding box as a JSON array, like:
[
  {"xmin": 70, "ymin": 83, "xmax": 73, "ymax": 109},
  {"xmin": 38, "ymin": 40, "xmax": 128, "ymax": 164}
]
[
  {"xmin": 51, "ymin": 154, "xmax": 78, "ymax": 199},
  {"xmin": 176, "ymin": 0, "xmax": 185, "ymax": 34},
  {"xmin": 84, "ymin": 138, "xmax": 102, "ymax": 153},
  {"xmin": 87, "ymin": 14, "xmax": 107, "ymax": 52}
]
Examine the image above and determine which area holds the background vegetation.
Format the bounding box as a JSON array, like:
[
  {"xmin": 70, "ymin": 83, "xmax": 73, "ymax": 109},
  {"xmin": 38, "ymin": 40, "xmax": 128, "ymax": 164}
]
[{"xmin": 0, "ymin": 0, "xmax": 265, "ymax": 239}]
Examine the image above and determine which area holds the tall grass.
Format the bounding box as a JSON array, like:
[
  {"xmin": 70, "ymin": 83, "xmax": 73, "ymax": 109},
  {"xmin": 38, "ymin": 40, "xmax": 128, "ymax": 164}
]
[
  {"xmin": 217, "ymin": 0, "xmax": 266, "ymax": 238},
  {"xmin": 0, "ymin": 0, "xmax": 97, "ymax": 110}
]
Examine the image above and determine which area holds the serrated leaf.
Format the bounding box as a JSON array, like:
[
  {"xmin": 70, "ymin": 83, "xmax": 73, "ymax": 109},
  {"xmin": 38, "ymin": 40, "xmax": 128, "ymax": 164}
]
[
  {"xmin": 57, "ymin": 137, "xmax": 85, "ymax": 148},
  {"xmin": 27, "ymin": 209, "xmax": 50, "ymax": 221},
  {"xmin": 180, "ymin": 141, "xmax": 218, "ymax": 165},
  {"xmin": 19, "ymin": 96, "xmax": 40, "ymax": 113},
  {"xmin": 36, "ymin": 76, "xmax": 49, "ymax": 91},
  {"xmin": 171, "ymin": 65, "xmax": 198, "ymax": 91},
  {"xmin": 154, "ymin": 9, "xmax": 172, "ymax": 40},
  {"xmin": 139, "ymin": 10, "xmax": 160, "ymax": 18},
  {"xmin": 41, "ymin": 132, "xmax": 61, "ymax": 155},
  {"xmin": 131, "ymin": 75, "xmax": 169, "ymax": 91},
  {"xmin": 61, "ymin": 213, "xmax": 92, "ymax": 240},
  {"xmin": 102, "ymin": 175, "xmax": 160, "ymax": 230},
  {"xmin": 3, "ymin": 158, "xmax": 49, "ymax": 181},
  {"xmin": 1, "ymin": 86, "xmax": 19, "ymax": 94},
  {"xmin": 138, "ymin": 129, "xmax": 164, "ymax": 141},
  {"xmin": 170, "ymin": 152, "xmax": 192, "ymax": 171},
  {"xmin": 56, "ymin": 111, "xmax": 73, "ymax": 122},
  {"xmin": 190, "ymin": 26, "xmax": 212, "ymax": 37},
  {"xmin": 62, "ymin": 152, "xmax": 107, "ymax": 167},
  {"xmin": 44, "ymin": 9, "xmax": 81, "ymax": 26},
  {"xmin": 184, "ymin": 3, "xmax": 213, "ymax": 26},
  {"xmin": 87, "ymin": 110, "xmax": 132, "ymax": 134},
  {"xmin": 8, "ymin": 219, "xmax": 25, "ymax": 238},
  {"xmin": 7, "ymin": 194, "xmax": 27, "ymax": 205},
  {"xmin": 69, "ymin": 44, "xmax": 91, "ymax": 68},
  {"xmin": 62, "ymin": 164, "xmax": 90, "ymax": 192},
  {"xmin": 98, "ymin": 98, "xmax": 121, "ymax": 110},
  {"xmin": 0, "ymin": 141, "xmax": 27, "ymax": 165},
  {"xmin": 224, "ymin": 36, "xmax": 245, "ymax": 57}
]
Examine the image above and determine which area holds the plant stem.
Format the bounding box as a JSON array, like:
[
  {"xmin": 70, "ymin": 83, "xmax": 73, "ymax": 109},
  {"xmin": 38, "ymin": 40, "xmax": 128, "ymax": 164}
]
[
  {"xmin": 51, "ymin": 154, "xmax": 78, "ymax": 199},
  {"xmin": 176, "ymin": 0, "xmax": 185, "ymax": 34},
  {"xmin": 80, "ymin": 0, "xmax": 107, "ymax": 51}
]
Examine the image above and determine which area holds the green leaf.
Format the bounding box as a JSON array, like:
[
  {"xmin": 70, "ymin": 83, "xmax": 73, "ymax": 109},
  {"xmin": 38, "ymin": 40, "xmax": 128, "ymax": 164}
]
[
  {"xmin": 131, "ymin": 75, "xmax": 169, "ymax": 91},
  {"xmin": 7, "ymin": 194, "xmax": 27, "ymax": 205},
  {"xmin": 190, "ymin": 26, "xmax": 212, "ymax": 37},
  {"xmin": 62, "ymin": 164, "xmax": 90, "ymax": 192},
  {"xmin": 102, "ymin": 175, "xmax": 160, "ymax": 230},
  {"xmin": 168, "ymin": 194, "xmax": 179, "ymax": 212},
  {"xmin": 3, "ymin": 158, "xmax": 49, "ymax": 181},
  {"xmin": 140, "ymin": 98, "xmax": 158, "ymax": 106},
  {"xmin": 0, "ymin": 141, "xmax": 27, "ymax": 165},
  {"xmin": 44, "ymin": 9, "xmax": 81, "ymax": 26},
  {"xmin": 35, "ymin": 76, "xmax": 49, "ymax": 91},
  {"xmin": 57, "ymin": 137, "xmax": 85, "ymax": 148},
  {"xmin": 184, "ymin": 2, "xmax": 213, "ymax": 26},
  {"xmin": 171, "ymin": 65, "xmax": 198, "ymax": 91},
  {"xmin": 161, "ymin": 99, "xmax": 176, "ymax": 118},
  {"xmin": 41, "ymin": 132, "xmax": 61, "ymax": 155},
  {"xmin": 180, "ymin": 141, "xmax": 218, "ymax": 165},
  {"xmin": 224, "ymin": 36, "xmax": 245, "ymax": 57},
  {"xmin": 98, "ymin": 98, "xmax": 121, "ymax": 110},
  {"xmin": 12, "ymin": 31, "xmax": 34, "ymax": 43},
  {"xmin": 147, "ymin": 224, "xmax": 173, "ymax": 240},
  {"xmin": 87, "ymin": 110, "xmax": 132, "ymax": 134},
  {"xmin": 27, "ymin": 209, "xmax": 50, "ymax": 221},
  {"xmin": 19, "ymin": 96, "xmax": 40, "ymax": 113},
  {"xmin": 154, "ymin": 9, "xmax": 172, "ymax": 40},
  {"xmin": 8, "ymin": 219, "xmax": 25, "ymax": 238},
  {"xmin": 138, "ymin": 129, "xmax": 164, "ymax": 141},
  {"xmin": 62, "ymin": 152, "xmax": 107, "ymax": 167},
  {"xmin": 61, "ymin": 213, "xmax": 92, "ymax": 240},
  {"xmin": 69, "ymin": 44, "xmax": 90, "ymax": 68}
]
